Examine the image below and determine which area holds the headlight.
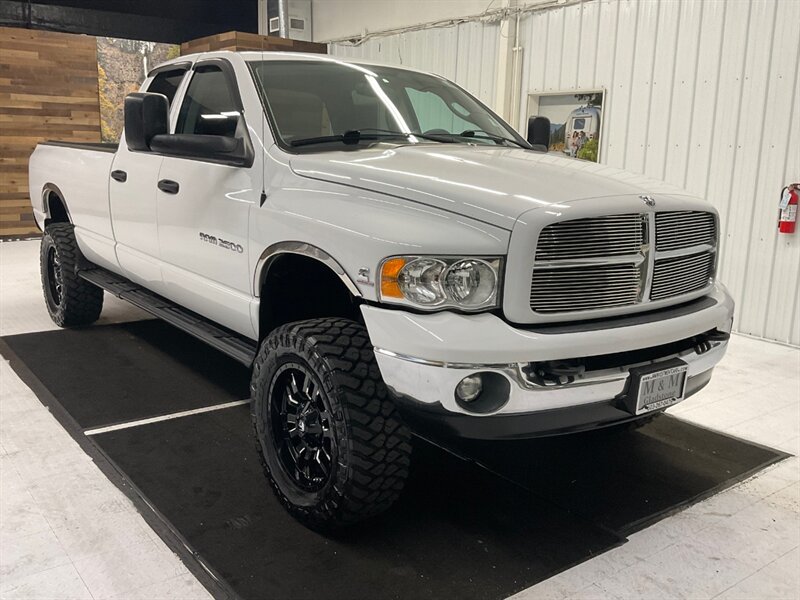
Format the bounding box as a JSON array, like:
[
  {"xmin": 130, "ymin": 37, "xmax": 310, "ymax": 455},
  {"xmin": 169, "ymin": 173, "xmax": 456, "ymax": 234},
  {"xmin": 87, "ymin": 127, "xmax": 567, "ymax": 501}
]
[{"xmin": 379, "ymin": 256, "xmax": 502, "ymax": 311}]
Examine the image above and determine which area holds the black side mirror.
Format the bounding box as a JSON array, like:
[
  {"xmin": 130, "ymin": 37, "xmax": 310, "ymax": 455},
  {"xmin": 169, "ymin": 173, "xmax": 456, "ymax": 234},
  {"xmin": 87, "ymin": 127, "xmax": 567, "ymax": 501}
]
[
  {"xmin": 124, "ymin": 92, "xmax": 168, "ymax": 152},
  {"xmin": 149, "ymin": 134, "xmax": 239, "ymax": 156},
  {"xmin": 527, "ymin": 116, "xmax": 551, "ymax": 152},
  {"xmin": 148, "ymin": 133, "xmax": 253, "ymax": 167}
]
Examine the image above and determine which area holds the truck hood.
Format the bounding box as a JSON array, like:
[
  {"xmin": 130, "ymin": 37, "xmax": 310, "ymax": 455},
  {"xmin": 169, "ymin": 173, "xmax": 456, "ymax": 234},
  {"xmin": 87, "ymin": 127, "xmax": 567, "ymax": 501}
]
[{"xmin": 289, "ymin": 144, "xmax": 695, "ymax": 230}]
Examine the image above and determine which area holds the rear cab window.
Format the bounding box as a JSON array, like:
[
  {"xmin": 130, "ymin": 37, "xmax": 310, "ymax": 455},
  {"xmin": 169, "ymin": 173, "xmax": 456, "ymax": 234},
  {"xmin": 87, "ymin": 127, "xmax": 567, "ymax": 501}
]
[{"xmin": 145, "ymin": 68, "xmax": 188, "ymax": 108}]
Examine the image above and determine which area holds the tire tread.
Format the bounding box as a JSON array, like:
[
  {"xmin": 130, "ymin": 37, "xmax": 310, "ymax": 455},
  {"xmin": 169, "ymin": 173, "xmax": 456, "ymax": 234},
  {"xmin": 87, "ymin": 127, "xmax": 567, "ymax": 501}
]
[
  {"xmin": 40, "ymin": 223, "xmax": 103, "ymax": 327},
  {"xmin": 251, "ymin": 317, "xmax": 411, "ymax": 529}
]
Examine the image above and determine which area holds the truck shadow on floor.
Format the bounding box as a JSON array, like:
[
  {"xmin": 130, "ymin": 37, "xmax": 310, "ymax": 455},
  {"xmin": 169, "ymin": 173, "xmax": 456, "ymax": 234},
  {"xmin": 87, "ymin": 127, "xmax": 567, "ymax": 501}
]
[{"xmin": 1, "ymin": 320, "xmax": 786, "ymax": 600}]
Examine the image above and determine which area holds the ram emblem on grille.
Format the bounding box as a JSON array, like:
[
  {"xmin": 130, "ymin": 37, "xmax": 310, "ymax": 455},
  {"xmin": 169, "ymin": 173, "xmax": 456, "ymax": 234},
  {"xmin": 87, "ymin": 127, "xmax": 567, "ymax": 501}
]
[{"xmin": 639, "ymin": 195, "xmax": 656, "ymax": 207}]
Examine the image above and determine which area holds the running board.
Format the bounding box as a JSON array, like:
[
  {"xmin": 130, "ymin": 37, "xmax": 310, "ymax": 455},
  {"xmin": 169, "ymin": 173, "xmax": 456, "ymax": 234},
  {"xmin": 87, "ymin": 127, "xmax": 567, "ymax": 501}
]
[{"xmin": 79, "ymin": 267, "xmax": 258, "ymax": 367}]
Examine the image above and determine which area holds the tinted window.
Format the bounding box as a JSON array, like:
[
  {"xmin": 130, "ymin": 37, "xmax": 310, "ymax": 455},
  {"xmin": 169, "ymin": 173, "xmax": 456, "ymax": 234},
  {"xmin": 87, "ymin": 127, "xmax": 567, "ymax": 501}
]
[
  {"xmin": 146, "ymin": 69, "xmax": 186, "ymax": 106},
  {"xmin": 176, "ymin": 66, "xmax": 239, "ymax": 137},
  {"xmin": 572, "ymin": 118, "xmax": 586, "ymax": 129}
]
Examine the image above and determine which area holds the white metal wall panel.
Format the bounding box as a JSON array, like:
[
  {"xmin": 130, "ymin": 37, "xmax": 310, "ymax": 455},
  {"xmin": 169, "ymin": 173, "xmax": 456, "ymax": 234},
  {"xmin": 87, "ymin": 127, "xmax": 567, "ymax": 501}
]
[
  {"xmin": 518, "ymin": 6, "xmax": 550, "ymax": 98},
  {"xmin": 330, "ymin": 0, "xmax": 799, "ymax": 345},
  {"xmin": 455, "ymin": 21, "xmax": 499, "ymax": 106},
  {"xmin": 623, "ymin": 0, "xmax": 659, "ymax": 175},
  {"xmin": 518, "ymin": 0, "xmax": 799, "ymax": 345},
  {"xmin": 724, "ymin": 0, "xmax": 780, "ymax": 334},
  {"xmin": 575, "ymin": 0, "xmax": 600, "ymax": 90},
  {"xmin": 602, "ymin": 0, "xmax": 638, "ymax": 168},
  {"xmin": 703, "ymin": 0, "xmax": 751, "ymax": 295},
  {"xmin": 558, "ymin": 3, "xmax": 581, "ymax": 91},
  {"xmin": 543, "ymin": 8, "xmax": 566, "ymax": 89},
  {"xmin": 592, "ymin": 0, "xmax": 621, "ymax": 164},
  {"xmin": 683, "ymin": 0, "xmax": 726, "ymax": 198},
  {"xmin": 744, "ymin": 1, "xmax": 800, "ymax": 343},
  {"xmin": 662, "ymin": 0, "xmax": 704, "ymax": 186},
  {"xmin": 330, "ymin": 20, "xmax": 500, "ymax": 109}
]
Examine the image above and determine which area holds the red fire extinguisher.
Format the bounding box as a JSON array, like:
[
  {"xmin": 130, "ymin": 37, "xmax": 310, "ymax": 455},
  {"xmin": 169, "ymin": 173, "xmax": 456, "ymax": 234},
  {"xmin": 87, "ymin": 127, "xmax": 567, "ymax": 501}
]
[{"xmin": 779, "ymin": 184, "xmax": 798, "ymax": 234}]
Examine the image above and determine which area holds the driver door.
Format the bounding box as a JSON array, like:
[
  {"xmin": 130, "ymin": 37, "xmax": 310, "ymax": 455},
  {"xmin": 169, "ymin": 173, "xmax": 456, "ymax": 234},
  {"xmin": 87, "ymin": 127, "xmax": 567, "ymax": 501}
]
[{"xmin": 155, "ymin": 61, "xmax": 258, "ymax": 338}]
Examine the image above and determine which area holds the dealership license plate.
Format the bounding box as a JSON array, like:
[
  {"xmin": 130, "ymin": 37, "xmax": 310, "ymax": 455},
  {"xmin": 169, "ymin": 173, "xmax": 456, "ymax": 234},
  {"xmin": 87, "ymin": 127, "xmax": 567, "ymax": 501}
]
[{"xmin": 632, "ymin": 364, "xmax": 689, "ymax": 415}]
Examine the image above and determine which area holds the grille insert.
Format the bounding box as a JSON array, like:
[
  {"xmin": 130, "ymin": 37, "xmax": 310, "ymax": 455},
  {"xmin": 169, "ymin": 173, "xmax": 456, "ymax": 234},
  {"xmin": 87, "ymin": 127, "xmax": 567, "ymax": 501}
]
[
  {"xmin": 530, "ymin": 264, "xmax": 640, "ymax": 313},
  {"xmin": 655, "ymin": 211, "xmax": 716, "ymax": 251},
  {"xmin": 535, "ymin": 214, "xmax": 644, "ymax": 261},
  {"xmin": 650, "ymin": 251, "xmax": 715, "ymax": 300}
]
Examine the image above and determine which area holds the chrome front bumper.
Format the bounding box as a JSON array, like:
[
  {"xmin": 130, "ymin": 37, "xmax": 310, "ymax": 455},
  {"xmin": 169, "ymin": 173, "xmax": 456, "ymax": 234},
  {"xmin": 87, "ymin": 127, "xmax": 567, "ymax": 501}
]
[
  {"xmin": 373, "ymin": 338, "xmax": 727, "ymax": 417},
  {"xmin": 375, "ymin": 342, "xmax": 728, "ymax": 417},
  {"xmin": 362, "ymin": 284, "xmax": 734, "ymax": 424}
]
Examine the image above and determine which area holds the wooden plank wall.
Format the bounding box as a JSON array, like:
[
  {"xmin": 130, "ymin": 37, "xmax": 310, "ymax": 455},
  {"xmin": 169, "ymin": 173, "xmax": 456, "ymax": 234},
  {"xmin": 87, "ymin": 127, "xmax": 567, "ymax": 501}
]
[
  {"xmin": 0, "ymin": 27, "xmax": 101, "ymax": 237},
  {"xmin": 0, "ymin": 28, "xmax": 320, "ymax": 238},
  {"xmin": 181, "ymin": 31, "xmax": 326, "ymax": 55}
]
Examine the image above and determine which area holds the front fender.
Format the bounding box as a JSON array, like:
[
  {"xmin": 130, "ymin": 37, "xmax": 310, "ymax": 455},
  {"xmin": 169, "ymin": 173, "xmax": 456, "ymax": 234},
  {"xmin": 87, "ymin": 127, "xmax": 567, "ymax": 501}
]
[
  {"xmin": 252, "ymin": 241, "xmax": 362, "ymax": 298},
  {"xmin": 249, "ymin": 156, "xmax": 511, "ymax": 301}
]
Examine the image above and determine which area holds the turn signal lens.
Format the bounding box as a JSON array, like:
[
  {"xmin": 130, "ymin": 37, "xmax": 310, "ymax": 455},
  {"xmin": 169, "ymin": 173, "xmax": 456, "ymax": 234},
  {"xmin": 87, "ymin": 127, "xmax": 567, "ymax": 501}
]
[{"xmin": 380, "ymin": 257, "xmax": 406, "ymax": 298}]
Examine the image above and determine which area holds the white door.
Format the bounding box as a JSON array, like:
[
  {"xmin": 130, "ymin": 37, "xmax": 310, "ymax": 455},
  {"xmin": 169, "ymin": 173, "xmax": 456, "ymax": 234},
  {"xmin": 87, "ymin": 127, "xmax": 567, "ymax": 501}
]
[
  {"xmin": 155, "ymin": 62, "xmax": 258, "ymax": 338},
  {"xmin": 110, "ymin": 66, "xmax": 189, "ymax": 289},
  {"xmin": 109, "ymin": 146, "xmax": 163, "ymax": 287}
]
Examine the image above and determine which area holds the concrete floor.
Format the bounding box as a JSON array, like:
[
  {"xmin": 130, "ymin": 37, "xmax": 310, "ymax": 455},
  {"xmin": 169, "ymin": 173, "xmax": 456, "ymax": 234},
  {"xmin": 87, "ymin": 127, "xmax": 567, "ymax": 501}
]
[{"xmin": 1, "ymin": 238, "xmax": 798, "ymax": 599}]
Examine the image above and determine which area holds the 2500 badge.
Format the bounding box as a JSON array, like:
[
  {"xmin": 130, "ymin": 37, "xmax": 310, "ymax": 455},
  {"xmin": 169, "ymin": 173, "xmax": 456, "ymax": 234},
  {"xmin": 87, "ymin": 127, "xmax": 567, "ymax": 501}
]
[{"xmin": 199, "ymin": 232, "xmax": 244, "ymax": 254}]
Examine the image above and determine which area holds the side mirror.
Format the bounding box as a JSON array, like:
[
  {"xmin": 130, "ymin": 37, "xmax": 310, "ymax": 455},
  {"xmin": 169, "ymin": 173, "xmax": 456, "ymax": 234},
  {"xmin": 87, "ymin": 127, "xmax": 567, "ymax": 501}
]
[
  {"xmin": 124, "ymin": 92, "xmax": 168, "ymax": 152},
  {"xmin": 148, "ymin": 133, "xmax": 252, "ymax": 167},
  {"xmin": 527, "ymin": 116, "xmax": 550, "ymax": 152}
]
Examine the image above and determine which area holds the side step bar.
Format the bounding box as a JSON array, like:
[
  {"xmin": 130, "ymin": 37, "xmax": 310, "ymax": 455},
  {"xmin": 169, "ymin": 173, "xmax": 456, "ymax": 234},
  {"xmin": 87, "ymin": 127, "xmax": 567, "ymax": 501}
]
[{"xmin": 79, "ymin": 267, "xmax": 258, "ymax": 367}]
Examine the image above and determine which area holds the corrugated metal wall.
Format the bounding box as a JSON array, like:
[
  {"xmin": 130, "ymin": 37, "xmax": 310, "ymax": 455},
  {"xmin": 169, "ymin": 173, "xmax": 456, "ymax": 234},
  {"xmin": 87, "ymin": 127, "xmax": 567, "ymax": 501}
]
[
  {"xmin": 331, "ymin": 0, "xmax": 800, "ymax": 346},
  {"xmin": 331, "ymin": 20, "xmax": 500, "ymax": 108}
]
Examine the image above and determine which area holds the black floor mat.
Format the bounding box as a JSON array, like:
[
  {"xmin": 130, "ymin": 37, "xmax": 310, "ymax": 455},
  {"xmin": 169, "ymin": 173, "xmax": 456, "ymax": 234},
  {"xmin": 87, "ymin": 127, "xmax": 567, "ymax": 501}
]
[
  {"xmin": 450, "ymin": 418, "xmax": 784, "ymax": 535},
  {"xmin": 1, "ymin": 321, "xmax": 787, "ymax": 600},
  {"xmin": 3, "ymin": 320, "xmax": 250, "ymax": 428},
  {"xmin": 93, "ymin": 407, "xmax": 620, "ymax": 600}
]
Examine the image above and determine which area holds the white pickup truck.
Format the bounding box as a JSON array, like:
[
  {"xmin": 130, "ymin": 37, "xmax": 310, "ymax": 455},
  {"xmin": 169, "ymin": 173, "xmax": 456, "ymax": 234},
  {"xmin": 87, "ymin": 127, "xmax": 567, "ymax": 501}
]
[{"xmin": 29, "ymin": 51, "xmax": 734, "ymax": 529}]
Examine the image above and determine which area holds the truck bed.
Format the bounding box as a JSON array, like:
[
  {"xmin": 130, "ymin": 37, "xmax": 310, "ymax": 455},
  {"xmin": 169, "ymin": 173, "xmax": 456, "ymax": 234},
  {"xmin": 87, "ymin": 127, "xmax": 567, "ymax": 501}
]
[{"xmin": 28, "ymin": 141, "xmax": 118, "ymax": 244}]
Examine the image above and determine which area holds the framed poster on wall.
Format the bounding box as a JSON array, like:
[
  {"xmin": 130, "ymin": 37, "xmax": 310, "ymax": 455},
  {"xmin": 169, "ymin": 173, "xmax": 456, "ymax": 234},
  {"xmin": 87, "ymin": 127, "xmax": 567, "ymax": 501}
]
[{"xmin": 526, "ymin": 90, "xmax": 605, "ymax": 163}]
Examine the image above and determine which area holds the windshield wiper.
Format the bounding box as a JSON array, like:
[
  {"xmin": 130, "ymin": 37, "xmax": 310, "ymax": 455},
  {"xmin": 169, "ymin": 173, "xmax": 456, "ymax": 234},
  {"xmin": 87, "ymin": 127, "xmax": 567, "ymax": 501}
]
[
  {"xmin": 433, "ymin": 130, "xmax": 528, "ymax": 148},
  {"xmin": 290, "ymin": 131, "xmax": 366, "ymax": 147},
  {"xmin": 356, "ymin": 128, "xmax": 458, "ymax": 143},
  {"xmin": 289, "ymin": 129, "xmax": 456, "ymax": 147}
]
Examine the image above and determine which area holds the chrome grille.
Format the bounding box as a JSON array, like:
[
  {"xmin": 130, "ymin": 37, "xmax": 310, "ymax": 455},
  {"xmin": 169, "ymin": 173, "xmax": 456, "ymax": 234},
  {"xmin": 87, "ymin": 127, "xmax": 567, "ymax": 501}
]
[
  {"xmin": 535, "ymin": 214, "xmax": 644, "ymax": 260},
  {"xmin": 650, "ymin": 251, "xmax": 715, "ymax": 300},
  {"xmin": 529, "ymin": 210, "xmax": 717, "ymax": 316},
  {"xmin": 655, "ymin": 211, "xmax": 716, "ymax": 251},
  {"xmin": 530, "ymin": 264, "xmax": 640, "ymax": 313}
]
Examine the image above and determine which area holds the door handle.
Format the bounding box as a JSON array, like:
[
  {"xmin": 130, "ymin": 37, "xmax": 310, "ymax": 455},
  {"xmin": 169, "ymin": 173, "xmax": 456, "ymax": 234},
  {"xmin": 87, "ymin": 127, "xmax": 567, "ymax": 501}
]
[
  {"xmin": 158, "ymin": 179, "xmax": 180, "ymax": 194},
  {"xmin": 110, "ymin": 170, "xmax": 127, "ymax": 183}
]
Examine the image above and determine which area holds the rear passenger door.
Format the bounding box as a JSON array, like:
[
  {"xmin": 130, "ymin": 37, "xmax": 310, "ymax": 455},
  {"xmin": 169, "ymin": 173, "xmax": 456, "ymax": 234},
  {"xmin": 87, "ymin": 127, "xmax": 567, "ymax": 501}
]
[
  {"xmin": 155, "ymin": 60, "xmax": 257, "ymax": 338},
  {"xmin": 110, "ymin": 65, "xmax": 188, "ymax": 289}
]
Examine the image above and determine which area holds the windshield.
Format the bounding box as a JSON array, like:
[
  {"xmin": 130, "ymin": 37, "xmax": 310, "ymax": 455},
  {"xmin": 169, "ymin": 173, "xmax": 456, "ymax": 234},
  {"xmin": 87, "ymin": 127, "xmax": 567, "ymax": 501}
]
[{"xmin": 248, "ymin": 59, "xmax": 527, "ymax": 151}]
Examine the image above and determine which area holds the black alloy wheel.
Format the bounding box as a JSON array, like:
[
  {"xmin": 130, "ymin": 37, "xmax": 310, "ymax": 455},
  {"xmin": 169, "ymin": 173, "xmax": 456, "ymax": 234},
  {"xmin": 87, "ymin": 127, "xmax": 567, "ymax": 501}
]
[
  {"xmin": 44, "ymin": 245, "xmax": 64, "ymax": 310},
  {"xmin": 269, "ymin": 363, "xmax": 336, "ymax": 492}
]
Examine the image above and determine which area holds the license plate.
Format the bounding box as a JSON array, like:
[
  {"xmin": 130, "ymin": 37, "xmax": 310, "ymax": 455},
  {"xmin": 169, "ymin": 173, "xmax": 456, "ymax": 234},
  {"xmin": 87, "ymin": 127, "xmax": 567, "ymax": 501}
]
[{"xmin": 622, "ymin": 360, "xmax": 689, "ymax": 415}]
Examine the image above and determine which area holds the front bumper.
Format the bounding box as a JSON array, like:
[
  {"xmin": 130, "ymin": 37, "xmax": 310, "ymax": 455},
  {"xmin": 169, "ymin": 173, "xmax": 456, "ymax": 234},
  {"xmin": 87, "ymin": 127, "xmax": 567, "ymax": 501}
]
[
  {"xmin": 391, "ymin": 369, "xmax": 714, "ymax": 440},
  {"xmin": 362, "ymin": 283, "xmax": 734, "ymax": 438}
]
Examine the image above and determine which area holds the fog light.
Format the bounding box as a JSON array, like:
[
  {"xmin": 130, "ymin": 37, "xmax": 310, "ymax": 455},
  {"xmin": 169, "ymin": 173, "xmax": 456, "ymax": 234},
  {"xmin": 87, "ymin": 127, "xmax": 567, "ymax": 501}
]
[{"xmin": 456, "ymin": 374, "xmax": 483, "ymax": 403}]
